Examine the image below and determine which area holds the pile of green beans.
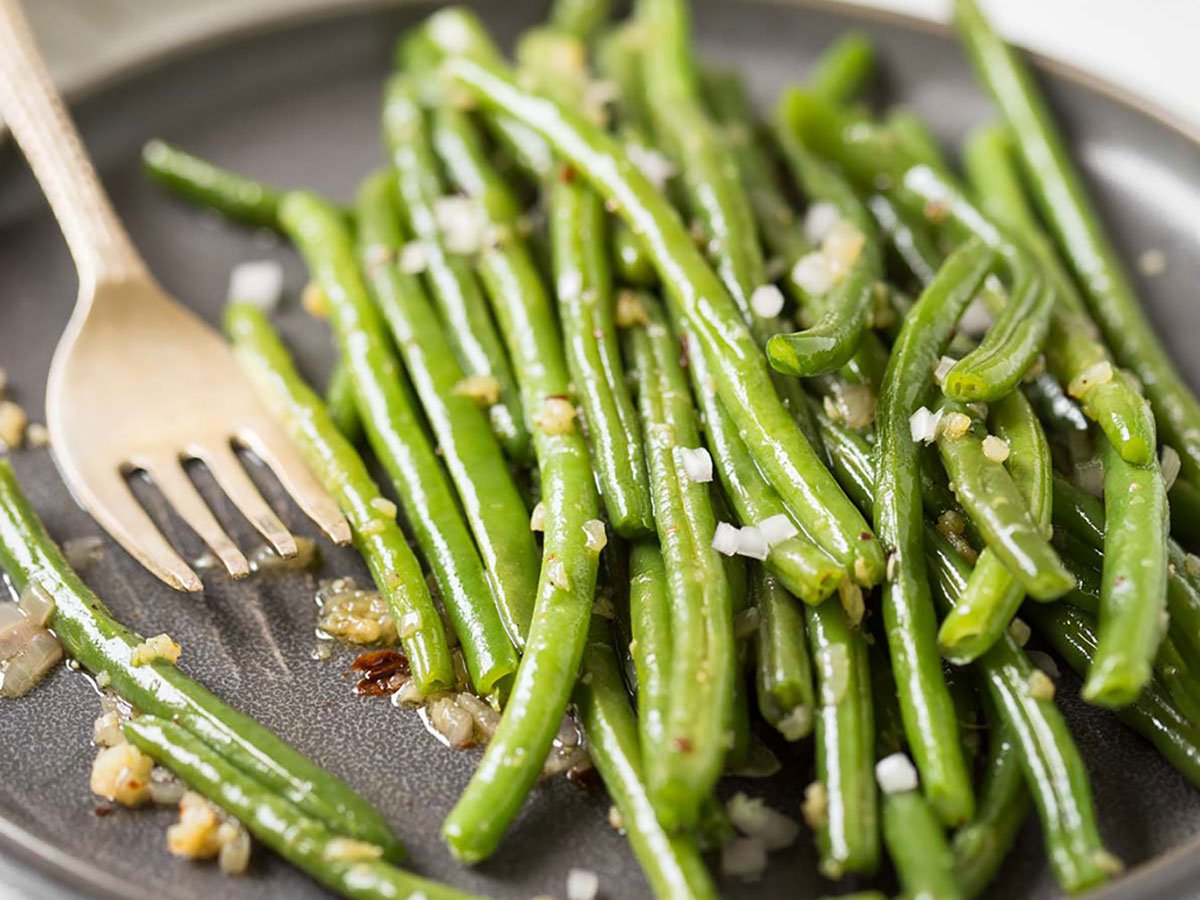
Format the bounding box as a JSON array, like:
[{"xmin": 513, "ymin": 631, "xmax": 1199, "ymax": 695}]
[{"xmin": 83, "ymin": 0, "xmax": 1200, "ymax": 896}]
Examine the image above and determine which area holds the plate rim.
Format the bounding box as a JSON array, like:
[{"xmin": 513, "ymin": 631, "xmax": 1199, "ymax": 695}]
[{"xmin": 3, "ymin": 0, "xmax": 1198, "ymax": 897}]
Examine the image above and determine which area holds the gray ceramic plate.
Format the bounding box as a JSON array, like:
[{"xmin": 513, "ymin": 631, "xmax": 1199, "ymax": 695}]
[{"xmin": 1, "ymin": 1, "xmax": 1199, "ymax": 898}]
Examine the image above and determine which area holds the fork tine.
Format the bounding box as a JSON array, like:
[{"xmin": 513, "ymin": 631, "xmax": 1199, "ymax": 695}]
[
  {"xmin": 72, "ymin": 470, "xmax": 203, "ymax": 592},
  {"xmin": 196, "ymin": 442, "xmax": 298, "ymax": 558},
  {"xmin": 239, "ymin": 424, "xmax": 351, "ymax": 545},
  {"xmin": 142, "ymin": 455, "xmax": 250, "ymax": 579}
]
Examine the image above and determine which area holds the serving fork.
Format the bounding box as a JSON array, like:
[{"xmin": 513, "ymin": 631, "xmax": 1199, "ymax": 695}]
[{"xmin": 0, "ymin": 0, "xmax": 349, "ymax": 591}]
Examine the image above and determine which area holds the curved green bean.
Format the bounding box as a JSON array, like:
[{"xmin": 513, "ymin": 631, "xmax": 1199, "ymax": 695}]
[
  {"xmin": 753, "ymin": 567, "xmax": 817, "ymax": 740},
  {"xmin": 355, "ymin": 171, "xmax": 539, "ymax": 648},
  {"xmin": 805, "ymin": 598, "xmax": 878, "ymax": 878},
  {"xmin": 382, "ymin": 76, "xmax": 529, "ymax": 461},
  {"xmin": 125, "ymin": 718, "xmax": 474, "ymax": 900},
  {"xmin": 875, "ymin": 239, "xmax": 992, "ymax": 827},
  {"xmin": 953, "ymin": 0, "xmax": 1200, "ymax": 484},
  {"xmin": 227, "ymin": 302, "xmax": 454, "ymax": 692},
  {"xmin": 1084, "ymin": 435, "xmax": 1169, "ymax": 707},
  {"xmin": 0, "ymin": 460, "xmax": 402, "ymax": 857},
  {"xmin": 626, "ymin": 295, "xmax": 735, "ymax": 830},
  {"xmin": 279, "ymin": 193, "xmax": 519, "ymax": 695},
  {"xmin": 141, "ymin": 139, "xmax": 282, "ymax": 231},
  {"xmin": 444, "ymin": 46, "xmax": 884, "ymax": 585},
  {"xmin": 936, "ymin": 398, "xmax": 1073, "ymax": 601},
  {"xmin": 881, "ymin": 781, "xmax": 963, "ymax": 900},
  {"xmin": 808, "ymin": 33, "xmax": 876, "ymax": 105}
]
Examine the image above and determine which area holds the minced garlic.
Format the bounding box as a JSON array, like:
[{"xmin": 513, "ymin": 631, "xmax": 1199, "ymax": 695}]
[
  {"xmin": 130, "ymin": 633, "xmax": 181, "ymax": 667},
  {"xmin": 453, "ymin": 374, "xmax": 501, "ymax": 407},
  {"xmin": 90, "ymin": 742, "xmax": 153, "ymax": 806}
]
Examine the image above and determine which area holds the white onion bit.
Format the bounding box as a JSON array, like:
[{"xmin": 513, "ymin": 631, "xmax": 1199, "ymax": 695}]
[
  {"xmin": 934, "ymin": 355, "xmax": 956, "ymax": 386},
  {"xmin": 757, "ymin": 514, "xmax": 799, "ymax": 547},
  {"xmin": 727, "ymin": 792, "xmax": 801, "ymax": 851},
  {"xmin": 1161, "ymin": 446, "xmax": 1182, "ymax": 493},
  {"xmin": 791, "ymin": 252, "xmax": 837, "ymax": 296},
  {"xmin": 583, "ymin": 519, "xmax": 608, "ymax": 553},
  {"xmin": 750, "ymin": 284, "xmax": 786, "ymax": 319},
  {"xmin": 909, "ymin": 406, "xmax": 944, "ymax": 444},
  {"xmin": 626, "ymin": 144, "xmax": 678, "ymax": 189},
  {"xmin": 675, "ymin": 446, "xmax": 714, "ymax": 483},
  {"xmin": 735, "ymin": 526, "xmax": 770, "ymax": 561},
  {"xmin": 721, "ymin": 836, "xmax": 768, "ymax": 881},
  {"xmin": 712, "ymin": 522, "xmax": 740, "ymax": 556},
  {"xmin": 803, "ymin": 201, "xmax": 840, "ymax": 244},
  {"xmin": 959, "ymin": 298, "xmax": 993, "ymax": 337},
  {"xmin": 982, "ymin": 435, "xmax": 1011, "ymax": 463},
  {"xmin": 566, "ymin": 867, "xmax": 600, "ymax": 900},
  {"xmin": 433, "ymin": 196, "xmax": 486, "ymax": 254},
  {"xmin": 875, "ymin": 752, "xmax": 919, "ymax": 794},
  {"xmin": 398, "ymin": 241, "xmax": 429, "ymax": 274},
  {"xmin": 227, "ymin": 260, "xmax": 283, "ymax": 311}
]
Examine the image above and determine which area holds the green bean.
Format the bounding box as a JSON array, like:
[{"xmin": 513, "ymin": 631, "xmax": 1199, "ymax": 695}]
[
  {"xmin": 1169, "ymin": 478, "xmax": 1200, "ymax": 553},
  {"xmin": 867, "ymin": 192, "xmax": 942, "ymax": 288},
  {"xmin": 382, "ymin": 76, "xmax": 529, "ymax": 461},
  {"xmin": 516, "ymin": 29, "xmax": 655, "ymax": 538},
  {"xmin": 613, "ymin": 221, "xmax": 659, "ymax": 286},
  {"xmin": 868, "ymin": 637, "xmax": 908, "ymax": 758},
  {"xmin": 574, "ymin": 619, "xmax": 720, "ymax": 900},
  {"xmin": 886, "ymin": 108, "xmax": 952, "ymax": 176},
  {"xmin": 927, "ymin": 535, "xmax": 1120, "ymax": 892},
  {"xmin": 807, "ymin": 33, "xmax": 876, "ymax": 105},
  {"xmin": 0, "ymin": 460, "xmax": 402, "ymax": 857},
  {"xmin": 770, "ymin": 113, "xmax": 882, "ymax": 376},
  {"xmin": 753, "ymin": 567, "xmax": 817, "ymax": 741},
  {"xmin": 1083, "ymin": 435, "xmax": 1169, "ymax": 707},
  {"xmin": 355, "ymin": 171, "xmax": 539, "ymax": 648},
  {"xmin": 226, "ymin": 302, "xmax": 454, "ymax": 692},
  {"xmin": 324, "ymin": 358, "xmax": 362, "ymax": 444},
  {"xmin": 881, "ymin": 779, "xmax": 963, "ymax": 900},
  {"xmin": 628, "ymin": 539, "xmax": 673, "ymax": 776},
  {"xmin": 953, "ymin": 718, "xmax": 1032, "ymax": 899},
  {"xmin": 444, "ymin": 44, "xmax": 884, "ymax": 585},
  {"xmin": 141, "ymin": 139, "xmax": 283, "ymax": 231},
  {"xmin": 1024, "ymin": 601, "xmax": 1200, "ymax": 788},
  {"xmin": 278, "ymin": 193, "xmax": 518, "ymax": 695},
  {"xmin": 938, "ymin": 390, "xmax": 1053, "ymax": 661},
  {"xmin": 549, "ymin": 0, "xmax": 611, "ymax": 40},
  {"xmin": 124, "ymin": 718, "xmax": 474, "ymax": 900},
  {"xmin": 779, "ymin": 90, "xmax": 1054, "ymax": 401},
  {"xmin": 687, "ymin": 337, "xmax": 842, "ymax": 604},
  {"xmin": 962, "ymin": 122, "xmax": 1157, "ymax": 466},
  {"xmin": 953, "ymin": 0, "xmax": 1200, "ymax": 484},
  {"xmin": 1155, "ymin": 636, "xmax": 1200, "ymax": 724},
  {"xmin": 626, "ymin": 295, "xmax": 735, "ymax": 830},
  {"xmin": 936, "ymin": 398, "xmax": 1073, "ymax": 601},
  {"xmin": 805, "ymin": 598, "xmax": 878, "ymax": 878},
  {"xmin": 875, "ymin": 239, "xmax": 992, "ymax": 826}
]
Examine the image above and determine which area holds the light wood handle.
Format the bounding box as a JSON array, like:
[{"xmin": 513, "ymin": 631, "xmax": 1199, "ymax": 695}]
[{"xmin": 0, "ymin": 0, "xmax": 145, "ymax": 287}]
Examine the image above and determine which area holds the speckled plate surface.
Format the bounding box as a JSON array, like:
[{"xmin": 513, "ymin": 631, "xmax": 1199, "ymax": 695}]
[{"xmin": 0, "ymin": 1, "xmax": 1199, "ymax": 898}]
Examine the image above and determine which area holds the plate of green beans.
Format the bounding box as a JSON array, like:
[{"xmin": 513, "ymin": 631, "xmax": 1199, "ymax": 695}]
[{"xmin": 1, "ymin": 0, "xmax": 1199, "ymax": 898}]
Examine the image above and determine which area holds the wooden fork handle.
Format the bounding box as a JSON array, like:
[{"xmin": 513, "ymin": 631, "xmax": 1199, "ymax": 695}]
[{"xmin": 0, "ymin": 0, "xmax": 146, "ymax": 287}]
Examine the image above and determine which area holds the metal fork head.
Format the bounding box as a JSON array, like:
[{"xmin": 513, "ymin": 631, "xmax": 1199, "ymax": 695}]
[{"xmin": 47, "ymin": 276, "xmax": 349, "ymax": 592}]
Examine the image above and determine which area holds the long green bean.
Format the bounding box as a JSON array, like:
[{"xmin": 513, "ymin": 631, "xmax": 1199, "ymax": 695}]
[
  {"xmin": 626, "ymin": 295, "xmax": 735, "ymax": 830},
  {"xmin": 356, "ymin": 171, "xmax": 540, "ymax": 647},
  {"xmin": 628, "ymin": 539, "xmax": 673, "ymax": 780},
  {"xmin": 382, "ymin": 76, "xmax": 529, "ymax": 461},
  {"xmin": 753, "ymin": 566, "xmax": 817, "ymax": 740},
  {"xmin": 880, "ymin": 773, "xmax": 963, "ymax": 900},
  {"xmin": 574, "ymin": 619, "xmax": 720, "ymax": 900},
  {"xmin": 226, "ymin": 302, "xmax": 454, "ymax": 691},
  {"xmin": 874, "ymin": 239, "xmax": 992, "ymax": 827},
  {"xmin": 125, "ymin": 718, "xmax": 473, "ymax": 900},
  {"xmin": 142, "ymin": 139, "xmax": 283, "ymax": 231},
  {"xmin": 443, "ymin": 42, "xmax": 884, "ymax": 585},
  {"xmin": 808, "ymin": 33, "xmax": 876, "ymax": 105},
  {"xmin": 953, "ymin": 0, "xmax": 1200, "ymax": 483},
  {"xmin": 0, "ymin": 460, "xmax": 402, "ymax": 857}
]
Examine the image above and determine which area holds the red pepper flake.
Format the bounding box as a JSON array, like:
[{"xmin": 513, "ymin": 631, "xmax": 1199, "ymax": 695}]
[
  {"xmin": 559, "ymin": 164, "xmax": 577, "ymax": 184},
  {"xmin": 351, "ymin": 649, "xmax": 411, "ymax": 696},
  {"xmin": 673, "ymin": 736, "xmax": 694, "ymax": 754},
  {"xmin": 94, "ymin": 805, "xmax": 113, "ymax": 817},
  {"xmin": 860, "ymin": 532, "xmax": 873, "ymax": 542}
]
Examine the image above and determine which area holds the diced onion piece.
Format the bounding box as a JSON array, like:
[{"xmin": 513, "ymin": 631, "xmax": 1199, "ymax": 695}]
[
  {"xmin": 533, "ymin": 397, "xmax": 577, "ymax": 435},
  {"xmin": 777, "ymin": 705, "xmax": 812, "ymax": 742},
  {"xmin": 1075, "ymin": 457, "xmax": 1104, "ymax": 498},
  {"xmin": 1161, "ymin": 446, "xmax": 1182, "ymax": 493},
  {"xmin": 791, "ymin": 252, "xmax": 837, "ymax": 296},
  {"xmin": 982, "ymin": 435, "xmax": 1011, "ymax": 463},
  {"xmin": 803, "ymin": 201, "xmax": 840, "ymax": 244},
  {"xmin": 908, "ymin": 406, "xmax": 943, "ymax": 444},
  {"xmin": 875, "ymin": 752, "xmax": 919, "ymax": 794},
  {"xmin": 93, "ymin": 710, "xmax": 126, "ymax": 748},
  {"xmin": 398, "ymin": 241, "xmax": 428, "ymax": 274},
  {"xmin": 802, "ymin": 781, "xmax": 828, "ymax": 829},
  {"xmin": 583, "ymin": 519, "xmax": 608, "ymax": 553},
  {"xmin": 838, "ymin": 580, "xmax": 865, "ymax": 627},
  {"xmin": 0, "ymin": 400, "xmax": 27, "ymax": 449},
  {"xmin": 757, "ymin": 514, "xmax": 799, "ymax": 547},
  {"xmin": 566, "ymin": 867, "xmax": 600, "ymax": 900},
  {"xmin": 712, "ymin": 522, "xmax": 740, "ymax": 556},
  {"xmin": 217, "ymin": 823, "xmax": 251, "ymax": 875},
  {"xmin": 626, "ymin": 144, "xmax": 677, "ymax": 189},
  {"xmin": 1026, "ymin": 669, "xmax": 1056, "ymax": 701},
  {"xmin": 838, "ymin": 384, "xmax": 876, "ymax": 430},
  {"xmin": 614, "ymin": 290, "xmax": 650, "ymax": 328},
  {"xmin": 0, "ymin": 628, "xmax": 62, "ymax": 697},
  {"xmin": 17, "ymin": 582, "xmax": 54, "ymax": 627},
  {"xmin": 750, "ymin": 284, "xmax": 785, "ymax": 319},
  {"xmin": 727, "ymin": 792, "xmax": 801, "ymax": 851},
  {"xmin": 397, "ymin": 609, "xmax": 423, "ymax": 639},
  {"xmin": 675, "ymin": 446, "xmax": 714, "ymax": 483},
  {"xmin": 433, "ymin": 196, "xmax": 486, "ymax": 254},
  {"xmin": 959, "ymin": 298, "xmax": 993, "ymax": 337},
  {"xmin": 148, "ymin": 767, "xmax": 185, "ymax": 806},
  {"xmin": 546, "ymin": 556, "xmax": 571, "ymax": 591},
  {"xmin": 1008, "ymin": 618, "xmax": 1031, "ymax": 647},
  {"xmin": 227, "ymin": 260, "xmax": 283, "ymax": 311},
  {"xmin": 324, "ymin": 837, "xmax": 384, "ymax": 862},
  {"xmin": 530, "ymin": 502, "xmax": 546, "ymax": 532},
  {"xmin": 1068, "ymin": 361, "xmax": 1114, "ymax": 398},
  {"xmin": 0, "ymin": 603, "xmax": 36, "ymax": 661},
  {"xmin": 941, "ymin": 412, "xmax": 972, "ymax": 440},
  {"xmin": 427, "ymin": 696, "xmax": 475, "ymax": 749},
  {"xmin": 91, "ymin": 742, "xmax": 153, "ymax": 806},
  {"xmin": 934, "ymin": 356, "xmax": 956, "ymax": 386},
  {"xmin": 130, "ymin": 633, "xmax": 181, "ymax": 667},
  {"xmin": 735, "ymin": 526, "xmax": 770, "ymax": 561},
  {"xmin": 721, "ymin": 836, "xmax": 768, "ymax": 881},
  {"xmin": 821, "ymin": 220, "xmax": 865, "ymax": 274}
]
